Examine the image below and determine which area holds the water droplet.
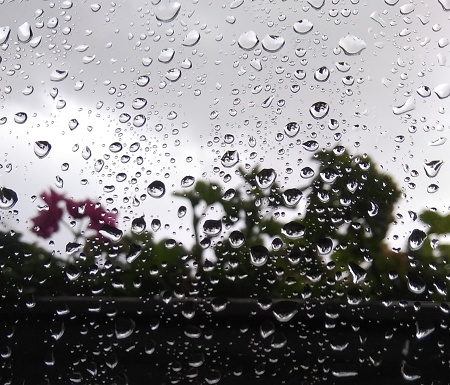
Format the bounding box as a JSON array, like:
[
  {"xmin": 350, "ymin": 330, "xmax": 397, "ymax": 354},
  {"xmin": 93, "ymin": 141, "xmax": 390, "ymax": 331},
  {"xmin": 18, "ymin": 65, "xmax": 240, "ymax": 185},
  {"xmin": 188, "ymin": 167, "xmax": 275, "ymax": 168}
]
[
  {"xmin": 230, "ymin": 0, "xmax": 244, "ymax": 9},
  {"xmin": 50, "ymin": 70, "xmax": 68, "ymax": 81},
  {"xmin": 66, "ymin": 242, "xmax": 82, "ymax": 256},
  {"xmin": 155, "ymin": 0, "xmax": 181, "ymax": 22},
  {"xmin": 293, "ymin": 19, "xmax": 313, "ymax": 34},
  {"xmin": 416, "ymin": 85, "xmax": 431, "ymax": 97},
  {"xmin": 317, "ymin": 237, "xmax": 333, "ymax": 255},
  {"xmin": 338, "ymin": 34, "xmax": 366, "ymax": 55},
  {"xmin": 282, "ymin": 188, "xmax": 302, "ymax": 207},
  {"xmin": 0, "ymin": 26, "xmax": 11, "ymax": 44},
  {"xmin": 229, "ymin": 230, "xmax": 245, "ymax": 248},
  {"xmin": 126, "ymin": 243, "xmax": 142, "ymax": 263},
  {"xmin": 392, "ymin": 97, "xmax": 415, "ymax": 115},
  {"xmin": 182, "ymin": 30, "xmax": 200, "ymax": 46},
  {"xmin": 22, "ymin": 85, "xmax": 34, "ymax": 95},
  {"xmin": 284, "ymin": 122, "xmax": 300, "ymax": 137},
  {"xmin": 119, "ymin": 113, "xmax": 131, "ymax": 123},
  {"xmin": 302, "ymin": 140, "xmax": 319, "ymax": 151},
  {"xmin": 90, "ymin": 3, "xmax": 101, "ymax": 12},
  {"xmin": 177, "ymin": 206, "xmax": 187, "ymax": 218},
  {"xmin": 261, "ymin": 35, "xmax": 285, "ymax": 52},
  {"xmin": 147, "ymin": 181, "xmax": 166, "ymax": 198},
  {"xmin": 165, "ymin": 68, "xmax": 181, "ymax": 81},
  {"xmin": 109, "ymin": 142, "xmax": 123, "ymax": 153},
  {"xmin": 423, "ymin": 160, "xmax": 443, "ymax": 177},
  {"xmin": 14, "ymin": 112, "xmax": 27, "ymax": 124},
  {"xmin": 131, "ymin": 216, "xmax": 146, "ymax": 234},
  {"xmin": 260, "ymin": 320, "xmax": 276, "ymax": 338},
  {"xmin": 310, "ymin": 101, "xmax": 329, "ymax": 119},
  {"xmin": 349, "ymin": 262, "xmax": 367, "ymax": 283},
  {"xmin": 47, "ymin": 17, "xmax": 58, "ymax": 29},
  {"xmin": 151, "ymin": 218, "xmax": 161, "ymax": 231},
  {"xmin": 281, "ymin": 221, "xmax": 306, "ymax": 239},
  {"xmin": 0, "ymin": 188, "xmax": 18, "ymax": 209},
  {"xmin": 180, "ymin": 175, "xmax": 195, "ymax": 188},
  {"xmin": 203, "ymin": 219, "xmax": 222, "ymax": 237},
  {"xmin": 434, "ymin": 83, "xmax": 450, "ymax": 99},
  {"xmin": 211, "ymin": 297, "xmax": 229, "ymax": 312},
  {"xmin": 132, "ymin": 97, "xmax": 147, "ymax": 110},
  {"xmin": 256, "ymin": 168, "xmax": 277, "ymax": 189},
  {"xmin": 237, "ymin": 31, "xmax": 259, "ymax": 50},
  {"xmin": 314, "ymin": 66, "xmax": 330, "ymax": 82},
  {"xmin": 272, "ymin": 301, "xmax": 298, "ymax": 322},
  {"xmin": 439, "ymin": 0, "xmax": 450, "ymax": 10},
  {"xmin": 427, "ymin": 184, "xmax": 439, "ymax": 193},
  {"xmin": 34, "ymin": 141, "xmax": 51, "ymax": 158},
  {"xmin": 250, "ymin": 245, "xmax": 269, "ymax": 267},
  {"xmin": 68, "ymin": 119, "xmax": 78, "ymax": 130},
  {"xmin": 17, "ymin": 22, "xmax": 32, "ymax": 43},
  {"xmin": 221, "ymin": 150, "xmax": 239, "ymax": 167},
  {"xmin": 66, "ymin": 264, "xmax": 81, "ymax": 281},
  {"xmin": 115, "ymin": 317, "xmax": 135, "ymax": 339},
  {"xmin": 137, "ymin": 75, "xmax": 150, "ymax": 87},
  {"xmin": 300, "ymin": 167, "xmax": 315, "ymax": 178},
  {"xmin": 94, "ymin": 159, "xmax": 104, "ymax": 172},
  {"xmin": 158, "ymin": 48, "xmax": 175, "ymax": 63},
  {"xmin": 409, "ymin": 229, "xmax": 426, "ymax": 250},
  {"xmin": 319, "ymin": 167, "xmax": 338, "ymax": 183},
  {"xmin": 133, "ymin": 114, "xmax": 146, "ymax": 127},
  {"xmin": 416, "ymin": 321, "xmax": 435, "ymax": 339},
  {"xmin": 99, "ymin": 224, "xmax": 123, "ymax": 242},
  {"xmin": 368, "ymin": 201, "xmax": 379, "ymax": 217}
]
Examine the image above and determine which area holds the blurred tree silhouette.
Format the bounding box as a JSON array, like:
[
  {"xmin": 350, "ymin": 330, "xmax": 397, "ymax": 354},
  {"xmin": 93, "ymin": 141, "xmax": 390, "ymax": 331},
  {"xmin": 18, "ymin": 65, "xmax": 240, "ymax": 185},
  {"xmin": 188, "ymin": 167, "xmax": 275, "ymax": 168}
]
[{"xmin": 1, "ymin": 147, "xmax": 449, "ymax": 301}]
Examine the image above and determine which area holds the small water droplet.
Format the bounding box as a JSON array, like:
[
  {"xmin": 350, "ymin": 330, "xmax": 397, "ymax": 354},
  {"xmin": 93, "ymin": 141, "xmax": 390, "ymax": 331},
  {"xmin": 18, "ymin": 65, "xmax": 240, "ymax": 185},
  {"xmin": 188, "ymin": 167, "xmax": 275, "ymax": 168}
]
[
  {"xmin": 272, "ymin": 301, "xmax": 298, "ymax": 322},
  {"xmin": 109, "ymin": 142, "xmax": 123, "ymax": 153},
  {"xmin": 284, "ymin": 122, "xmax": 300, "ymax": 137},
  {"xmin": 131, "ymin": 216, "xmax": 146, "ymax": 234},
  {"xmin": 17, "ymin": 22, "xmax": 32, "ymax": 43},
  {"xmin": 0, "ymin": 188, "xmax": 18, "ymax": 209},
  {"xmin": 314, "ymin": 66, "xmax": 330, "ymax": 82},
  {"xmin": 50, "ymin": 70, "xmax": 68, "ymax": 81},
  {"xmin": 0, "ymin": 26, "xmax": 11, "ymax": 44},
  {"xmin": 14, "ymin": 112, "xmax": 27, "ymax": 124},
  {"xmin": 310, "ymin": 101, "xmax": 329, "ymax": 119},
  {"xmin": 34, "ymin": 141, "xmax": 51, "ymax": 158},
  {"xmin": 293, "ymin": 19, "xmax": 313, "ymax": 34},
  {"xmin": 90, "ymin": 3, "xmax": 101, "ymax": 12},
  {"xmin": 182, "ymin": 30, "xmax": 200, "ymax": 46},
  {"xmin": 165, "ymin": 68, "xmax": 181, "ymax": 81},
  {"xmin": 409, "ymin": 229, "xmax": 426, "ymax": 250},
  {"xmin": 147, "ymin": 181, "xmax": 166, "ymax": 198},
  {"xmin": 137, "ymin": 75, "xmax": 150, "ymax": 87},
  {"xmin": 250, "ymin": 245, "xmax": 269, "ymax": 267},
  {"xmin": 237, "ymin": 31, "xmax": 259, "ymax": 50},
  {"xmin": 115, "ymin": 317, "xmax": 135, "ymax": 339}
]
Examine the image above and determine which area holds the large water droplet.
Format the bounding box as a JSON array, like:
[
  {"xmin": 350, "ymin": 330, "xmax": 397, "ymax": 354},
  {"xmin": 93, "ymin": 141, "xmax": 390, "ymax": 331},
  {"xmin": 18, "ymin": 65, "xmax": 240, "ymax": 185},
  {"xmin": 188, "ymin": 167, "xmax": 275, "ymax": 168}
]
[
  {"xmin": 272, "ymin": 301, "xmax": 298, "ymax": 322},
  {"xmin": 182, "ymin": 30, "xmax": 200, "ymax": 46},
  {"xmin": 133, "ymin": 114, "xmax": 146, "ymax": 127},
  {"xmin": 203, "ymin": 219, "xmax": 222, "ymax": 237},
  {"xmin": 256, "ymin": 168, "xmax": 277, "ymax": 189},
  {"xmin": 14, "ymin": 112, "xmax": 27, "ymax": 124},
  {"xmin": 237, "ymin": 31, "xmax": 259, "ymax": 50},
  {"xmin": 132, "ymin": 97, "xmax": 147, "ymax": 110},
  {"xmin": 409, "ymin": 229, "xmax": 426, "ymax": 250},
  {"xmin": 282, "ymin": 188, "xmax": 302, "ymax": 207},
  {"xmin": 155, "ymin": 0, "xmax": 181, "ymax": 22},
  {"xmin": 0, "ymin": 26, "xmax": 11, "ymax": 44},
  {"xmin": 338, "ymin": 34, "xmax": 366, "ymax": 55},
  {"xmin": 293, "ymin": 19, "xmax": 313, "ymax": 34},
  {"xmin": 0, "ymin": 188, "xmax": 18, "ymax": 209},
  {"xmin": 181, "ymin": 175, "xmax": 195, "ymax": 188},
  {"xmin": 158, "ymin": 48, "xmax": 175, "ymax": 63},
  {"xmin": 115, "ymin": 317, "xmax": 135, "ymax": 339},
  {"xmin": 137, "ymin": 75, "xmax": 150, "ymax": 87},
  {"xmin": 34, "ymin": 141, "xmax": 51, "ymax": 158},
  {"xmin": 17, "ymin": 22, "xmax": 32, "ymax": 43},
  {"xmin": 229, "ymin": 230, "xmax": 245, "ymax": 248},
  {"xmin": 314, "ymin": 66, "xmax": 330, "ymax": 82},
  {"xmin": 221, "ymin": 150, "xmax": 239, "ymax": 167},
  {"xmin": 416, "ymin": 85, "xmax": 431, "ymax": 97},
  {"xmin": 261, "ymin": 35, "xmax": 285, "ymax": 52},
  {"xmin": 281, "ymin": 221, "xmax": 306, "ymax": 239},
  {"xmin": 284, "ymin": 122, "xmax": 300, "ymax": 137},
  {"xmin": 147, "ymin": 181, "xmax": 166, "ymax": 198},
  {"xmin": 317, "ymin": 237, "xmax": 333, "ymax": 255},
  {"xmin": 302, "ymin": 140, "xmax": 319, "ymax": 151},
  {"xmin": 250, "ymin": 245, "xmax": 269, "ymax": 267},
  {"xmin": 434, "ymin": 83, "xmax": 450, "ymax": 99},
  {"xmin": 165, "ymin": 68, "xmax": 181, "ymax": 81},
  {"xmin": 349, "ymin": 262, "xmax": 367, "ymax": 283},
  {"xmin": 439, "ymin": 0, "xmax": 450, "ymax": 10},
  {"xmin": 50, "ymin": 70, "xmax": 68, "ymax": 81},
  {"xmin": 392, "ymin": 97, "xmax": 415, "ymax": 115},
  {"xmin": 131, "ymin": 216, "xmax": 146, "ymax": 235},
  {"xmin": 211, "ymin": 297, "xmax": 229, "ymax": 312},
  {"xmin": 99, "ymin": 225, "xmax": 123, "ymax": 242},
  {"xmin": 310, "ymin": 101, "xmax": 329, "ymax": 119},
  {"xmin": 424, "ymin": 160, "xmax": 443, "ymax": 177}
]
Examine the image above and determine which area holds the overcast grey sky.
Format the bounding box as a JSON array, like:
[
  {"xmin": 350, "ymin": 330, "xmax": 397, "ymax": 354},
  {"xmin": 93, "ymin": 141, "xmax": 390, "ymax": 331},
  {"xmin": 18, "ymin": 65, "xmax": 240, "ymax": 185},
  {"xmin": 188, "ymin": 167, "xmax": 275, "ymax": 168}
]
[{"xmin": 1, "ymin": 0, "xmax": 449, "ymax": 254}]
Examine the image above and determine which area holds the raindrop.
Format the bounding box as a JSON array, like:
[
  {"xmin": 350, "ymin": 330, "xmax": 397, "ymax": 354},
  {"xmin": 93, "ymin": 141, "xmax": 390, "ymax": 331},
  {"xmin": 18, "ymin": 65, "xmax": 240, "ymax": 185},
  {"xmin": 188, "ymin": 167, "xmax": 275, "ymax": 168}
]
[
  {"xmin": 131, "ymin": 216, "xmax": 146, "ymax": 234},
  {"xmin": 229, "ymin": 230, "xmax": 245, "ymax": 248},
  {"xmin": 260, "ymin": 320, "xmax": 276, "ymax": 338},
  {"xmin": 237, "ymin": 31, "xmax": 259, "ymax": 50},
  {"xmin": 181, "ymin": 175, "xmax": 195, "ymax": 188},
  {"xmin": 147, "ymin": 181, "xmax": 166, "ymax": 198},
  {"xmin": 177, "ymin": 206, "xmax": 187, "ymax": 218},
  {"xmin": 256, "ymin": 168, "xmax": 277, "ymax": 189},
  {"xmin": 211, "ymin": 297, "xmax": 229, "ymax": 312},
  {"xmin": 261, "ymin": 35, "xmax": 285, "ymax": 52},
  {"xmin": 0, "ymin": 188, "xmax": 18, "ymax": 209},
  {"xmin": 132, "ymin": 97, "xmax": 147, "ymax": 110},
  {"xmin": 284, "ymin": 122, "xmax": 300, "ymax": 137},
  {"xmin": 109, "ymin": 142, "xmax": 123, "ymax": 153},
  {"xmin": 328, "ymin": 119, "xmax": 339, "ymax": 130},
  {"xmin": 302, "ymin": 140, "xmax": 319, "ymax": 151},
  {"xmin": 137, "ymin": 75, "xmax": 150, "ymax": 87},
  {"xmin": 99, "ymin": 224, "xmax": 123, "ymax": 242},
  {"xmin": 282, "ymin": 188, "xmax": 302, "ymax": 207},
  {"xmin": 68, "ymin": 119, "xmax": 78, "ymax": 130},
  {"xmin": 392, "ymin": 97, "xmax": 415, "ymax": 115},
  {"xmin": 22, "ymin": 86, "xmax": 33, "ymax": 96},
  {"xmin": 165, "ymin": 68, "xmax": 181, "ymax": 81},
  {"xmin": 182, "ymin": 30, "xmax": 200, "ymax": 46},
  {"xmin": 317, "ymin": 237, "xmax": 333, "ymax": 255},
  {"xmin": 94, "ymin": 159, "xmax": 104, "ymax": 172},
  {"xmin": 281, "ymin": 221, "xmax": 306, "ymax": 239},
  {"xmin": 272, "ymin": 301, "xmax": 298, "ymax": 322},
  {"xmin": 203, "ymin": 219, "xmax": 222, "ymax": 237},
  {"xmin": 47, "ymin": 17, "xmax": 58, "ymax": 29},
  {"xmin": 34, "ymin": 141, "xmax": 51, "ymax": 158},
  {"xmin": 368, "ymin": 201, "xmax": 379, "ymax": 217},
  {"xmin": 439, "ymin": 0, "xmax": 450, "ymax": 10},
  {"xmin": 230, "ymin": 0, "xmax": 244, "ymax": 8},
  {"xmin": 338, "ymin": 35, "xmax": 366, "ymax": 55},
  {"xmin": 320, "ymin": 167, "xmax": 338, "ymax": 183},
  {"xmin": 0, "ymin": 26, "xmax": 10, "ymax": 44},
  {"xmin": 293, "ymin": 19, "xmax": 313, "ymax": 34},
  {"xmin": 119, "ymin": 113, "xmax": 131, "ymax": 123},
  {"xmin": 155, "ymin": 0, "xmax": 181, "ymax": 22},
  {"xmin": 314, "ymin": 66, "xmax": 330, "ymax": 82},
  {"xmin": 50, "ymin": 70, "xmax": 68, "ymax": 81},
  {"xmin": 310, "ymin": 101, "xmax": 329, "ymax": 119},
  {"xmin": 126, "ymin": 244, "xmax": 142, "ymax": 263},
  {"xmin": 66, "ymin": 242, "xmax": 82, "ymax": 256},
  {"xmin": 250, "ymin": 245, "xmax": 269, "ymax": 267},
  {"xmin": 133, "ymin": 114, "xmax": 146, "ymax": 127},
  {"xmin": 66, "ymin": 265, "xmax": 80, "ymax": 281},
  {"xmin": 115, "ymin": 317, "xmax": 135, "ymax": 339},
  {"xmin": 349, "ymin": 262, "xmax": 367, "ymax": 283},
  {"xmin": 17, "ymin": 22, "xmax": 32, "ymax": 43},
  {"xmin": 416, "ymin": 85, "xmax": 431, "ymax": 97},
  {"xmin": 90, "ymin": 3, "xmax": 101, "ymax": 12},
  {"xmin": 221, "ymin": 150, "xmax": 239, "ymax": 167},
  {"xmin": 427, "ymin": 184, "xmax": 439, "ymax": 193},
  {"xmin": 424, "ymin": 160, "xmax": 443, "ymax": 177},
  {"xmin": 335, "ymin": 61, "xmax": 351, "ymax": 72},
  {"xmin": 409, "ymin": 229, "xmax": 426, "ymax": 250},
  {"xmin": 434, "ymin": 83, "xmax": 450, "ymax": 99},
  {"xmin": 158, "ymin": 48, "xmax": 175, "ymax": 63},
  {"xmin": 14, "ymin": 112, "xmax": 27, "ymax": 124},
  {"xmin": 300, "ymin": 167, "xmax": 315, "ymax": 178},
  {"xmin": 401, "ymin": 362, "xmax": 421, "ymax": 381},
  {"xmin": 151, "ymin": 219, "xmax": 161, "ymax": 231}
]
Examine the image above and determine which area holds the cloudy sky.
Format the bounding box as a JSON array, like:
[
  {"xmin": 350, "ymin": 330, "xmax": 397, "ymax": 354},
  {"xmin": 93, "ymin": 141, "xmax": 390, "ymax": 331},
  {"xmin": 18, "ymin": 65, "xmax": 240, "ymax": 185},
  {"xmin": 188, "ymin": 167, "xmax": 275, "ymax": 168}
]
[{"xmin": 1, "ymin": 0, "xmax": 449, "ymax": 254}]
